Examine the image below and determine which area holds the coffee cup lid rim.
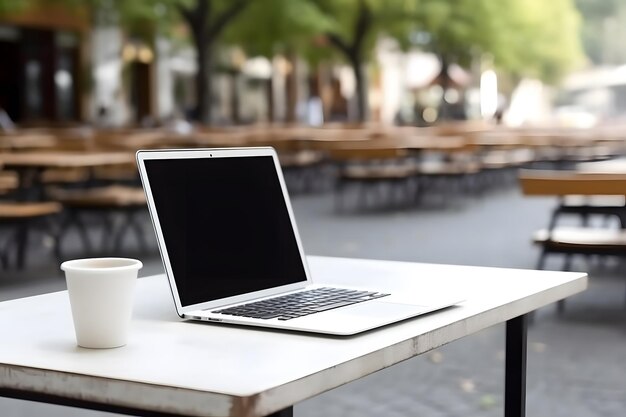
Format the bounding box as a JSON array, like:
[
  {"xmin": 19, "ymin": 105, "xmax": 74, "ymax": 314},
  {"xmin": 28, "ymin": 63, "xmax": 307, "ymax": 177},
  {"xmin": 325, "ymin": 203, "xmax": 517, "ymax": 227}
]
[{"xmin": 61, "ymin": 257, "xmax": 143, "ymax": 272}]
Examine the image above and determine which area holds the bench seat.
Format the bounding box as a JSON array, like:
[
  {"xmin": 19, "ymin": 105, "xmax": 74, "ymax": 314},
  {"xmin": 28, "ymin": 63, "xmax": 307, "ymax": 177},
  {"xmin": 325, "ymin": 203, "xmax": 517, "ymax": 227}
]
[
  {"xmin": 534, "ymin": 227, "xmax": 626, "ymax": 252},
  {"xmin": 50, "ymin": 186, "xmax": 148, "ymax": 256},
  {"xmin": 0, "ymin": 201, "xmax": 61, "ymax": 218},
  {"xmin": 0, "ymin": 201, "xmax": 62, "ymax": 269},
  {"xmin": 51, "ymin": 185, "xmax": 146, "ymax": 207}
]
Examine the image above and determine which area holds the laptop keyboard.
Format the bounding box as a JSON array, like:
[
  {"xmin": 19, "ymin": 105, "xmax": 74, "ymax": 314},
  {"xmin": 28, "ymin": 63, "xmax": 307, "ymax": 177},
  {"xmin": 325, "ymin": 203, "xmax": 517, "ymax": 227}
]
[{"xmin": 212, "ymin": 287, "xmax": 389, "ymax": 321}]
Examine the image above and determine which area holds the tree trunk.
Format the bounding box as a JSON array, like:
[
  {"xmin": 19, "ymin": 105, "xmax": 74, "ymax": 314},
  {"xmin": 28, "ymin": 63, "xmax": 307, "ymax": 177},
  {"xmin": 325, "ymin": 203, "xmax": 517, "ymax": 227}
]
[
  {"xmin": 193, "ymin": 37, "xmax": 209, "ymax": 123},
  {"xmin": 230, "ymin": 71, "xmax": 240, "ymax": 124},
  {"xmin": 187, "ymin": 0, "xmax": 210, "ymax": 124},
  {"xmin": 205, "ymin": 46, "xmax": 214, "ymax": 124},
  {"xmin": 266, "ymin": 77, "xmax": 274, "ymax": 122},
  {"xmin": 326, "ymin": 0, "xmax": 371, "ymax": 123},
  {"xmin": 285, "ymin": 51, "xmax": 298, "ymax": 123},
  {"xmin": 439, "ymin": 55, "xmax": 450, "ymax": 91},
  {"xmin": 193, "ymin": 41, "xmax": 215, "ymax": 125},
  {"xmin": 180, "ymin": 0, "xmax": 251, "ymax": 125},
  {"xmin": 438, "ymin": 55, "xmax": 451, "ymax": 121},
  {"xmin": 349, "ymin": 54, "xmax": 367, "ymax": 123}
]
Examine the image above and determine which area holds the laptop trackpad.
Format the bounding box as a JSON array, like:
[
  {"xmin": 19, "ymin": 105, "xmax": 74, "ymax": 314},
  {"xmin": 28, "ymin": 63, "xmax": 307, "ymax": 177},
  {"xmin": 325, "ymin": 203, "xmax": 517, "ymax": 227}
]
[
  {"xmin": 334, "ymin": 301, "xmax": 430, "ymax": 320},
  {"xmin": 294, "ymin": 301, "xmax": 431, "ymax": 334}
]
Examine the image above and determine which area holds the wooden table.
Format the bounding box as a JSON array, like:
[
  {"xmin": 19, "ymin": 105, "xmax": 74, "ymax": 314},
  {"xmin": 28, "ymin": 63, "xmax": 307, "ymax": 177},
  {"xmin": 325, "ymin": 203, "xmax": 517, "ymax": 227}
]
[
  {"xmin": 0, "ymin": 256, "xmax": 586, "ymax": 417},
  {"xmin": 0, "ymin": 133, "xmax": 58, "ymax": 151},
  {"xmin": 519, "ymin": 168, "xmax": 626, "ymax": 272},
  {"xmin": 0, "ymin": 151, "xmax": 137, "ymax": 266},
  {"xmin": 0, "ymin": 151, "xmax": 134, "ymax": 169},
  {"xmin": 0, "ymin": 151, "xmax": 135, "ymax": 200}
]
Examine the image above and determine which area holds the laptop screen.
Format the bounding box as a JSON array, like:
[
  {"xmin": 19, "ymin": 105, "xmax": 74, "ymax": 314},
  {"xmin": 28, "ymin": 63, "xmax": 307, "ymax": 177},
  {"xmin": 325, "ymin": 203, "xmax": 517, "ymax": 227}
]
[{"xmin": 144, "ymin": 155, "xmax": 308, "ymax": 307}]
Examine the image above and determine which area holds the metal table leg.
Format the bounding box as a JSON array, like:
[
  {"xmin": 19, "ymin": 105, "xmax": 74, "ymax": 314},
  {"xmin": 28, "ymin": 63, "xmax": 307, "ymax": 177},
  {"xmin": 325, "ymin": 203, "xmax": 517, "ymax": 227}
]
[
  {"xmin": 505, "ymin": 314, "xmax": 528, "ymax": 417},
  {"xmin": 267, "ymin": 407, "xmax": 293, "ymax": 417}
]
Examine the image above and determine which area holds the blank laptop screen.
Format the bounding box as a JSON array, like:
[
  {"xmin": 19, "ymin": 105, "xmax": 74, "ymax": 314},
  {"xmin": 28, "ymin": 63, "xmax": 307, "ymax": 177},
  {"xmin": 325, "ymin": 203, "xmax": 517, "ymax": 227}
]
[{"xmin": 144, "ymin": 155, "xmax": 307, "ymax": 307}]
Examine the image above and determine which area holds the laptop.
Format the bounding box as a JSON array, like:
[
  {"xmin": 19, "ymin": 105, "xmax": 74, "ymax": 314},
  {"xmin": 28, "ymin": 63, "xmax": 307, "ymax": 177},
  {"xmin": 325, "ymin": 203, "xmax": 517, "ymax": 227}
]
[{"xmin": 136, "ymin": 147, "xmax": 462, "ymax": 335}]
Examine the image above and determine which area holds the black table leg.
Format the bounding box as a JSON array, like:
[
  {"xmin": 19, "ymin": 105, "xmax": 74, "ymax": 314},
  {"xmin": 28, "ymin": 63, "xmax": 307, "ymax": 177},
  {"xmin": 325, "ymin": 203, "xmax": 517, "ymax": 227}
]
[
  {"xmin": 15, "ymin": 221, "xmax": 29, "ymax": 269},
  {"xmin": 505, "ymin": 314, "xmax": 528, "ymax": 417},
  {"xmin": 267, "ymin": 407, "xmax": 293, "ymax": 417}
]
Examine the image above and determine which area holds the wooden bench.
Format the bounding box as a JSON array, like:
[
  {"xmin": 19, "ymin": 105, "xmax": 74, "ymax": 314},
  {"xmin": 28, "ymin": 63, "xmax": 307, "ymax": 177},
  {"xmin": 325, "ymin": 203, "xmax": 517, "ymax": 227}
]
[
  {"xmin": 416, "ymin": 158, "xmax": 482, "ymax": 195},
  {"xmin": 50, "ymin": 185, "xmax": 148, "ymax": 257},
  {"xmin": 519, "ymin": 169, "xmax": 626, "ymax": 229},
  {"xmin": 534, "ymin": 227, "xmax": 626, "ymax": 256},
  {"xmin": 328, "ymin": 148, "xmax": 417, "ymax": 210},
  {"xmin": 0, "ymin": 171, "xmax": 18, "ymax": 195},
  {"xmin": 92, "ymin": 163, "xmax": 139, "ymax": 184},
  {"xmin": 41, "ymin": 167, "xmax": 90, "ymax": 185},
  {"xmin": 278, "ymin": 150, "xmax": 326, "ymax": 194},
  {"xmin": 519, "ymin": 169, "xmax": 626, "ymax": 196},
  {"xmin": 0, "ymin": 201, "xmax": 62, "ymax": 269},
  {"xmin": 519, "ymin": 169, "xmax": 626, "ymax": 312}
]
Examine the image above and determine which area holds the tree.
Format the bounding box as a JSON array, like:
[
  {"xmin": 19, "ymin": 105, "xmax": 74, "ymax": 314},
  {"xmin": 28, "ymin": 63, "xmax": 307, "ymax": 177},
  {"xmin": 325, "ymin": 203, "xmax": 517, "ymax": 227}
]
[
  {"xmin": 414, "ymin": 0, "xmax": 583, "ymax": 97},
  {"xmin": 498, "ymin": 0, "xmax": 582, "ymax": 83},
  {"xmin": 223, "ymin": 0, "xmax": 332, "ymax": 122},
  {"xmin": 305, "ymin": 0, "xmax": 418, "ymax": 122},
  {"xmin": 224, "ymin": 0, "xmax": 330, "ymax": 58},
  {"xmin": 107, "ymin": 0, "xmax": 253, "ymax": 124},
  {"xmin": 0, "ymin": 0, "xmax": 24, "ymax": 14},
  {"xmin": 413, "ymin": 0, "xmax": 493, "ymax": 89},
  {"xmin": 174, "ymin": 0, "xmax": 251, "ymax": 123},
  {"xmin": 211, "ymin": 0, "xmax": 583, "ymax": 123}
]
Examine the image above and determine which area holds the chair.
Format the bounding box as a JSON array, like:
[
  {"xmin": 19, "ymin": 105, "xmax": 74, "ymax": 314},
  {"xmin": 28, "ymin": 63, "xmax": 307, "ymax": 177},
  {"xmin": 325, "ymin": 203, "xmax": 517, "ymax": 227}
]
[
  {"xmin": 329, "ymin": 147, "xmax": 418, "ymax": 211},
  {"xmin": 264, "ymin": 138, "xmax": 327, "ymax": 194}
]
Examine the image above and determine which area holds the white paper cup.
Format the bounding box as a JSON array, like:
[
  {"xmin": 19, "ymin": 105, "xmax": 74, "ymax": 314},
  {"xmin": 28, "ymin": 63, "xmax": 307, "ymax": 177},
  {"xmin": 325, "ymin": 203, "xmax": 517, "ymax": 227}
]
[{"xmin": 61, "ymin": 258, "xmax": 142, "ymax": 349}]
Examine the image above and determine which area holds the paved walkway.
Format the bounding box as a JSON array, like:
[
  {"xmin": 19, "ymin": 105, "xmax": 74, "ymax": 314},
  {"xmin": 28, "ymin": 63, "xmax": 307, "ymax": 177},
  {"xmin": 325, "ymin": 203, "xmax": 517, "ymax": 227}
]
[{"xmin": 1, "ymin": 187, "xmax": 625, "ymax": 416}]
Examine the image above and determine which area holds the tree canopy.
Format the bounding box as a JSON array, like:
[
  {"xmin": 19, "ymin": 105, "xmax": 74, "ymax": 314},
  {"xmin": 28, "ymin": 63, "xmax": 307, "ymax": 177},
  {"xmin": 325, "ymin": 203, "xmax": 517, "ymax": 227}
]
[
  {"xmin": 225, "ymin": 0, "xmax": 420, "ymax": 121},
  {"xmin": 223, "ymin": 0, "xmax": 332, "ymax": 58},
  {"xmin": 414, "ymin": 0, "xmax": 583, "ymax": 85}
]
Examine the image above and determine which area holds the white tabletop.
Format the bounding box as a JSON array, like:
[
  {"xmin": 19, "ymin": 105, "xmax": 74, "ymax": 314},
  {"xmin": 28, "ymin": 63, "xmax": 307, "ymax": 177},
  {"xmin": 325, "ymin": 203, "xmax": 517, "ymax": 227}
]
[{"xmin": 0, "ymin": 256, "xmax": 587, "ymax": 417}]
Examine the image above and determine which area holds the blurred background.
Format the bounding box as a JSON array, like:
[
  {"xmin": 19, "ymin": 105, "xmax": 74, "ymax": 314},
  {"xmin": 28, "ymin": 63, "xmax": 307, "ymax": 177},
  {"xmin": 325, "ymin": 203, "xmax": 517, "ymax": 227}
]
[
  {"xmin": 0, "ymin": 0, "xmax": 620, "ymax": 128},
  {"xmin": 0, "ymin": 1, "xmax": 625, "ymax": 417}
]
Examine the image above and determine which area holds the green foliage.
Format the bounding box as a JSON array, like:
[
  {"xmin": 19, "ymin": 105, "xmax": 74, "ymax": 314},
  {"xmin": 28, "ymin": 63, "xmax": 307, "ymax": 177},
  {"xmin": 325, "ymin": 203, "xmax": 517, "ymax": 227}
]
[
  {"xmin": 223, "ymin": 0, "xmax": 332, "ymax": 57},
  {"xmin": 415, "ymin": 0, "xmax": 498, "ymax": 68},
  {"xmin": 0, "ymin": 0, "xmax": 26, "ymax": 15},
  {"xmin": 95, "ymin": 0, "xmax": 183, "ymax": 40},
  {"xmin": 310, "ymin": 0, "xmax": 418, "ymax": 60},
  {"xmin": 229, "ymin": 0, "xmax": 582, "ymax": 85},
  {"xmin": 501, "ymin": 0, "xmax": 583, "ymax": 83},
  {"xmin": 415, "ymin": 0, "xmax": 583, "ymax": 84},
  {"xmin": 0, "ymin": 0, "xmax": 584, "ymax": 86},
  {"xmin": 226, "ymin": 0, "xmax": 419, "ymax": 63}
]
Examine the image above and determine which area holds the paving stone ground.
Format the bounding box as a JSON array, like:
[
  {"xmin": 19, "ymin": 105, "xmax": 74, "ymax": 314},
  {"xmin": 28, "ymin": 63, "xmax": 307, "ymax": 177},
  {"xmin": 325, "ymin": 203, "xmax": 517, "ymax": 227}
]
[{"xmin": 1, "ymin": 185, "xmax": 625, "ymax": 417}]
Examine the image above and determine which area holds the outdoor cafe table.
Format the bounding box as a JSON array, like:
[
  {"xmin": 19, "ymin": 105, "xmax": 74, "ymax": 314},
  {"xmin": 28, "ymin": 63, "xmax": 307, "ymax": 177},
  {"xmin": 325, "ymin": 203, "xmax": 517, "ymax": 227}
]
[
  {"xmin": 0, "ymin": 133, "xmax": 58, "ymax": 151},
  {"xmin": 0, "ymin": 151, "xmax": 136, "ymax": 200},
  {"xmin": 317, "ymin": 135, "xmax": 467, "ymax": 153},
  {"xmin": 0, "ymin": 151, "xmax": 135, "ymax": 170},
  {"xmin": 0, "ymin": 256, "xmax": 586, "ymax": 417}
]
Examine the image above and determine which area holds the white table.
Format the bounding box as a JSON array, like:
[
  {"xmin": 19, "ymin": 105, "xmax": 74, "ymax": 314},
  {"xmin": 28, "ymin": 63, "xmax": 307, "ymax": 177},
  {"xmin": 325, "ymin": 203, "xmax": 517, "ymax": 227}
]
[{"xmin": 0, "ymin": 256, "xmax": 587, "ymax": 417}]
